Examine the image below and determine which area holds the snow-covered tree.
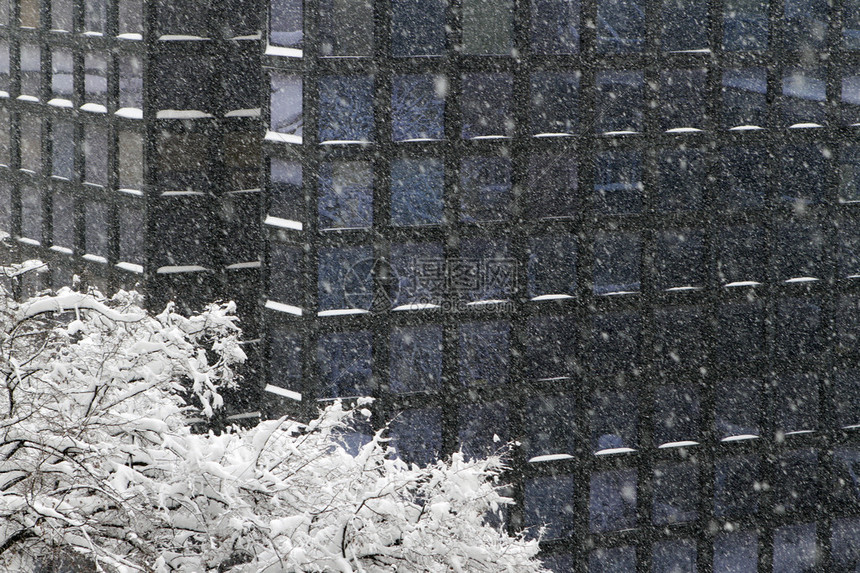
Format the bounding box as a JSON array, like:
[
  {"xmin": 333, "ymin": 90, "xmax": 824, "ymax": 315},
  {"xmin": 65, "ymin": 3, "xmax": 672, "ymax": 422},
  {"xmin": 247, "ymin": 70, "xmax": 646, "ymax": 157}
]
[{"xmin": 0, "ymin": 263, "xmax": 547, "ymax": 573}]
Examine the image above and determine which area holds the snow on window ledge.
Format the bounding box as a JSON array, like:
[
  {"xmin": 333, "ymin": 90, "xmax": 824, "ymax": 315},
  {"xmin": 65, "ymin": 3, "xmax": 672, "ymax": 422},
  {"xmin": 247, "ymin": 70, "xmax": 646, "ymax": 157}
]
[
  {"xmin": 721, "ymin": 434, "xmax": 759, "ymax": 442},
  {"xmin": 48, "ymin": 98, "xmax": 73, "ymax": 108},
  {"xmin": 50, "ymin": 245, "xmax": 73, "ymax": 255},
  {"xmin": 392, "ymin": 302, "xmax": 441, "ymax": 311},
  {"xmin": 724, "ymin": 281, "xmax": 761, "ymax": 288},
  {"xmin": 17, "ymin": 95, "xmax": 39, "ymax": 103},
  {"xmin": 533, "ymin": 132, "xmax": 573, "ymax": 138},
  {"xmin": 264, "ymin": 216, "xmax": 303, "ymax": 231},
  {"xmin": 317, "ymin": 308, "xmax": 369, "ymax": 317},
  {"xmin": 595, "ymin": 447, "xmax": 637, "ymax": 456},
  {"xmin": 465, "ymin": 299, "xmax": 509, "ymax": 307},
  {"xmin": 116, "ymin": 262, "xmax": 144, "ymax": 274},
  {"xmin": 18, "ymin": 237, "xmax": 41, "ymax": 246},
  {"xmin": 789, "ymin": 122, "xmax": 823, "ymax": 129},
  {"xmin": 157, "ymin": 110, "xmax": 213, "ymax": 119},
  {"xmin": 81, "ymin": 103, "xmax": 108, "ymax": 113},
  {"xmin": 118, "ymin": 188, "xmax": 144, "ymax": 197},
  {"xmin": 665, "ymin": 127, "xmax": 703, "ymax": 134},
  {"xmin": 531, "ymin": 294, "xmax": 574, "ymax": 302},
  {"xmin": 82, "ymin": 254, "xmax": 108, "ymax": 264},
  {"xmin": 729, "ymin": 125, "xmax": 764, "ymax": 131},
  {"xmin": 265, "ymin": 384, "xmax": 302, "ymax": 401},
  {"xmin": 225, "ymin": 108, "xmax": 261, "ymax": 118},
  {"xmin": 265, "ymin": 130, "xmax": 302, "ymax": 144},
  {"xmin": 116, "ymin": 107, "xmax": 143, "ymax": 119},
  {"xmin": 528, "ymin": 453, "xmax": 574, "ymax": 463},
  {"xmin": 785, "ymin": 276, "xmax": 819, "ymax": 283},
  {"xmin": 156, "ymin": 265, "xmax": 209, "ymax": 274},
  {"xmin": 658, "ymin": 440, "xmax": 699, "ymax": 449},
  {"xmin": 158, "ymin": 35, "xmax": 210, "ymax": 41},
  {"xmin": 0, "ymin": 91, "xmax": 8, "ymax": 98},
  {"xmin": 265, "ymin": 300, "xmax": 303, "ymax": 315},
  {"xmin": 265, "ymin": 45, "xmax": 303, "ymax": 58},
  {"xmin": 226, "ymin": 261, "xmax": 261, "ymax": 270},
  {"xmin": 83, "ymin": 31, "xmax": 104, "ymax": 37},
  {"xmin": 117, "ymin": 33, "xmax": 143, "ymax": 40}
]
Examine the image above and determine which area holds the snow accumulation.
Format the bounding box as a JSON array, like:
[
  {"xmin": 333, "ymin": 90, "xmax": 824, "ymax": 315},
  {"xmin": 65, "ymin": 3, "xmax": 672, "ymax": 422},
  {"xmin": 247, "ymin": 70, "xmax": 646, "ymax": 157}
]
[
  {"xmin": 264, "ymin": 300, "xmax": 303, "ymax": 316},
  {"xmin": 264, "ymin": 215, "xmax": 303, "ymax": 230},
  {"xmin": 48, "ymin": 98, "xmax": 73, "ymax": 108},
  {"xmin": 80, "ymin": 103, "xmax": 107, "ymax": 113},
  {"xmin": 264, "ymin": 384, "xmax": 302, "ymax": 401},
  {"xmin": 115, "ymin": 107, "xmax": 143, "ymax": 119}
]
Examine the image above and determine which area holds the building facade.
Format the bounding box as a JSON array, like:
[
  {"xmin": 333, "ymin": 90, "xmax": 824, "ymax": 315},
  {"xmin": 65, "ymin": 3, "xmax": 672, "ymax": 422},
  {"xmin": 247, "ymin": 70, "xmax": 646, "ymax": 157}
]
[{"xmin": 3, "ymin": 0, "xmax": 860, "ymax": 570}]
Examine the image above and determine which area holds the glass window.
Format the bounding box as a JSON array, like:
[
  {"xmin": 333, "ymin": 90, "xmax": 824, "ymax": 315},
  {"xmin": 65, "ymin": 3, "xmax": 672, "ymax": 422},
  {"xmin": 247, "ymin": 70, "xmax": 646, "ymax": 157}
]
[
  {"xmin": 597, "ymin": 0, "xmax": 644, "ymax": 53},
  {"xmin": 589, "ymin": 468, "xmax": 637, "ymax": 532},
  {"xmin": 223, "ymin": 131, "xmax": 260, "ymax": 191},
  {"xmin": 841, "ymin": 145, "xmax": 860, "ymax": 202},
  {"xmin": 653, "ymin": 540, "xmax": 697, "ymax": 573},
  {"xmin": 20, "ymin": 115, "xmax": 42, "ymax": 173},
  {"xmin": 527, "ymin": 153, "xmax": 577, "ymax": 219},
  {"xmin": 723, "ymin": 68, "xmax": 767, "ymax": 128},
  {"xmin": 318, "ymin": 245, "xmax": 373, "ymax": 311},
  {"xmin": 593, "ymin": 232, "xmax": 641, "ymax": 294},
  {"xmin": 390, "ymin": 157, "xmax": 443, "ymax": 226},
  {"xmin": 773, "ymin": 524, "xmax": 818, "ymax": 572},
  {"xmin": 319, "ymin": 75, "xmax": 373, "ymax": 143},
  {"xmin": 392, "ymin": 74, "xmax": 445, "ymax": 141},
  {"xmin": 661, "ymin": 69, "xmax": 707, "ymax": 130},
  {"xmin": 720, "ymin": 146, "xmax": 768, "ymax": 209},
  {"xmin": 84, "ymin": 0, "xmax": 106, "ymax": 33},
  {"xmin": 316, "ymin": 330, "xmax": 373, "ymax": 398},
  {"xmin": 319, "ymin": 0, "xmax": 372, "ymax": 56},
  {"xmin": 716, "ymin": 303, "xmax": 765, "ymax": 365},
  {"xmin": 118, "ymin": 203, "xmax": 144, "ymax": 264},
  {"xmin": 836, "ymin": 299, "xmax": 860, "ymax": 356},
  {"xmin": 462, "ymin": 0, "xmax": 513, "ymax": 55},
  {"xmin": 52, "ymin": 0, "xmax": 73, "ymax": 31},
  {"xmin": 390, "ymin": 241, "xmax": 445, "ymax": 308},
  {"xmin": 655, "ymin": 229, "xmax": 704, "ymax": 289},
  {"xmin": 84, "ymin": 52, "xmax": 108, "ymax": 107},
  {"xmin": 662, "ymin": 0, "xmax": 707, "ymax": 50},
  {"xmin": 318, "ymin": 161, "xmax": 372, "ymax": 230},
  {"xmin": 832, "ymin": 518, "xmax": 860, "ymax": 571},
  {"xmin": 457, "ymin": 237, "xmax": 512, "ymax": 302},
  {"xmin": 657, "ymin": 149, "xmax": 705, "ymax": 212},
  {"xmin": 780, "ymin": 144, "xmax": 829, "ymax": 205},
  {"xmin": 0, "ymin": 41, "xmax": 9, "ymax": 93},
  {"xmin": 774, "ymin": 373, "xmax": 819, "ymax": 434},
  {"xmin": 718, "ymin": 226, "xmax": 765, "ymax": 285},
  {"xmin": 714, "ymin": 455, "xmax": 761, "ymax": 519},
  {"xmin": 460, "ymin": 155, "xmax": 511, "ymax": 222},
  {"xmin": 85, "ymin": 201, "xmax": 109, "ymax": 258},
  {"xmin": 775, "ymin": 219, "xmax": 825, "ymax": 280},
  {"xmin": 784, "ymin": 0, "xmax": 827, "ymax": 51},
  {"xmin": 773, "ymin": 449, "xmax": 818, "ymax": 514},
  {"xmin": 51, "ymin": 190, "xmax": 75, "ymax": 250},
  {"xmin": 270, "ymin": 0, "xmax": 302, "ymax": 49},
  {"xmin": 52, "ymin": 48, "xmax": 73, "ymax": 100},
  {"xmin": 716, "ymin": 379, "xmax": 761, "ymax": 440},
  {"xmin": 594, "ymin": 150, "xmax": 642, "ymax": 214},
  {"xmin": 268, "ymin": 327, "xmax": 302, "ymax": 392},
  {"xmin": 51, "ymin": 120, "xmax": 74, "ymax": 180},
  {"xmin": 153, "ymin": 52, "xmax": 211, "ymax": 112},
  {"xmin": 20, "ymin": 43, "xmax": 41, "ymax": 99},
  {"xmin": 268, "ymin": 242, "xmax": 303, "ymax": 306},
  {"xmin": 461, "ymin": 73, "xmax": 514, "ymax": 139},
  {"xmin": 20, "ymin": 185, "xmax": 42, "ymax": 242},
  {"xmin": 531, "ymin": 72, "xmax": 579, "ymax": 135},
  {"xmin": 390, "ymin": 325, "xmax": 442, "ymax": 393},
  {"xmin": 528, "ymin": 233, "xmax": 576, "ymax": 297},
  {"xmin": 119, "ymin": 55, "xmax": 143, "ymax": 110},
  {"xmin": 526, "ymin": 315, "xmax": 577, "ymax": 381},
  {"xmin": 653, "ymin": 384, "xmax": 701, "ymax": 445},
  {"xmin": 723, "ymin": 0, "xmax": 768, "ymax": 51},
  {"xmin": 157, "ymin": 131, "xmax": 209, "ymax": 192},
  {"xmin": 525, "ymin": 392, "xmax": 576, "ymax": 458},
  {"xmin": 156, "ymin": 0, "xmax": 207, "ymax": 36},
  {"xmin": 151, "ymin": 200, "xmax": 209, "ymax": 267},
  {"xmin": 0, "ymin": 110, "xmax": 7, "ymax": 166},
  {"xmin": 589, "ymin": 546, "xmax": 636, "ymax": 573},
  {"xmin": 269, "ymin": 159, "xmax": 303, "ymax": 222},
  {"xmin": 118, "ymin": 131, "xmax": 143, "ymax": 190},
  {"xmin": 653, "ymin": 306, "xmax": 707, "ymax": 373},
  {"xmin": 595, "ymin": 70, "xmax": 643, "ymax": 133},
  {"xmin": 653, "ymin": 463, "xmax": 698, "ymax": 525},
  {"xmin": 269, "ymin": 73, "xmax": 302, "ymax": 139},
  {"xmin": 532, "ymin": 0, "xmax": 580, "ymax": 54},
  {"xmin": 391, "ymin": 0, "xmax": 445, "ymax": 57},
  {"xmin": 0, "ymin": 0, "xmax": 7, "ymax": 26},
  {"xmin": 844, "ymin": 69, "xmax": 860, "ymax": 125},
  {"xmin": 458, "ymin": 401, "xmax": 508, "ymax": 460},
  {"xmin": 591, "ymin": 389, "xmax": 637, "ymax": 452},
  {"xmin": 219, "ymin": 191, "xmax": 260, "ymax": 265},
  {"xmin": 524, "ymin": 475, "xmax": 575, "ymax": 540},
  {"xmin": 0, "ymin": 181, "xmax": 10, "ymax": 235},
  {"xmin": 591, "ymin": 312, "xmax": 640, "ymax": 374},
  {"xmin": 118, "ymin": 0, "xmax": 143, "ymax": 36},
  {"xmin": 389, "ymin": 408, "xmax": 442, "ymax": 466},
  {"xmin": 459, "ymin": 321, "xmax": 510, "ymax": 387},
  {"xmin": 775, "ymin": 298, "xmax": 822, "ymax": 361},
  {"xmin": 834, "ymin": 370, "xmax": 860, "ymax": 428},
  {"xmin": 834, "ymin": 448, "xmax": 860, "ymax": 507},
  {"xmin": 714, "ymin": 531, "xmax": 758, "ymax": 573},
  {"xmin": 19, "ymin": 0, "xmax": 38, "ymax": 28},
  {"xmin": 847, "ymin": 0, "xmax": 860, "ymax": 49},
  {"xmin": 783, "ymin": 68, "xmax": 826, "ymax": 126},
  {"xmin": 84, "ymin": 126, "xmax": 108, "ymax": 186}
]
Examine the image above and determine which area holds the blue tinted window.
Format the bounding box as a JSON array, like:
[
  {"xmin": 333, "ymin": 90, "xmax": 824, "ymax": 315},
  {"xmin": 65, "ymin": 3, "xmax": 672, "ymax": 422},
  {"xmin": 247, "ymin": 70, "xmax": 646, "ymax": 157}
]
[
  {"xmin": 594, "ymin": 232, "xmax": 641, "ymax": 295},
  {"xmin": 526, "ymin": 315, "xmax": 577, "ymax": 381},
  {"xmin": 591, "ymin": 389, "xmax": 638, "ymax": 452},
  {"xmin": 531, "ymin": 72, "xmax": 579, "ymax": 135},
  {"xmin": 525, "ymin": 392, "xmax": 576, "ymax": 458},
  {"xmin": 542, "ymin": 554, "xmax": 575, "ymax": 573},
  {"xmin": 595, "ymin": 150, "xmax": 642, "ymax": 214},
  {"xmin": 834, "ymin": 449, "xmax": 860, "ymax": 507},
  {"xmin": 846, "ymin": 0, "xmax": 860, "ymax": 48},
  {"xmin": 391, "ymin": 158, "xmax": 444, "ymax": 226},
  {"xmin": 653, "ymin": 539, "xmax": 697, "ymax": 573},
  {"xmin": 590, "ymin": 546, "xmax": 636, "ymax": 573},
  {"xmin": 531, "ymin": 0, "xmax": 580, "ymax": 54},
  {"xmin": 84, "ymin": 0, "xmax": 105, "ymax": 32},
  {"xmin": 654, "ymin": 307, "xmax": 706, "ymax": 372},
  {"xmin": 723, "ymin": 68, "xmax": 767, "ymax": 128},
  {"xmin": 716, "ymin": 303, "xmax": 765, "ymax": 365},
  {"xmin": 715, "ymin": 455, "xmax": 761, "ymax": 519},
  {"xmin": 658, "ymin": 149, "xmax": 705, "ymax": 212},
  {"xmin": 525, "ymin": 475, "xmax": 575, "ymax": 539},
  {"xmin": 318, "ymin": 245, "xmax": 373, "ymax": 311},
  {"xmin": 591, "ymin": 312, "xmax": 640, "ymax": 374},
  {"xmin": 595, "ymin": 71, "xmax": 643, "ymax": 133},
  {"xmin": 390, "ymin": 325, "xmax": 442, "ymax": 393},
  {"xmin": 843, "ymin": 69, "xmax": 860, "ymax": 125},
  {"xmin": 268, "ymin": 327, "xmax": 302, "ymax": 391},
  {"xmin": 654, "ymin": 384, "xmax": 701, "ymax": 445},
  {"xmin": 718, "ymin": 225, "xmax": 766, "ymax": 284},
  {"xmin": 391, "ymin": 241, "xmax": 445, "ymax": 308},
  {"xmin": 832, "ymin": 518, "xmax": 860, "ymax": 571},
  {"xmin": 270, "ymin": 73, "xmax": 302, "ymax": 138},
  {"xmin": 391, "ymin": 0, "xmax": 445, "ymax": 56},
  {"xmin": 270, "ymin": 0, "xmax": 302, "ymax": 48},
  {"xmin": 653, "ymin": 463, "xmax": 698, "ymax": 525},
  {"xmin": 268, "ymin": 243, "xmax": 303, "ymax": 306},
  {"xmin": 458, "ymin": 401, "xmax": 508, "ymax": 459},
  {"xmin": 84, "ymin": 52, "xmax": 107, "ymax": 106},
  {"xmin": 52, "ymin": 48, "xmax": 73, "ymax": 100},
  {"xmin": 716, "ymin": 379, "xmax": 762, "ymax": 440},
  {"xmin": 783, "ymin": 68, "xmax": 826, "ymax": 126},
  {"xmin": 318, "ymin": 161, "xmax": 372, "ymax": 230},
  {"xmin": 461, "ymin": 73, "xmax": 514, "ymax": 139},
  {"xmin": 655, "ymin": 229, "xmax": 704, "ymax": 289},
  {"xmin": 775, "ymin": 220, "xmax": 825, "ymax": 280},
  {"xmin": 773, "ymin": 449, "xmax": 818, "ymax": 514},
  {"xmin": 460, "ymin": 156, "xmax": 512, "ymax": 222},
  {"xmin": 319, "ymin": 75, "xmax": 374, "ymax": 142},
  {"xmin": 462, "ymin": 0, "xmax": 513, "ymax": 55},
  {"xmin": 392, "ymin": 74, "xmax": 445, "ymax": 141},
  {"xmin": 774, "ymin": 373, "xmax": 819, "ymax": 434},
  {"xmin": 456, "ymin": 238, "xmax": 513, "ymax": 302},
  {"xmin": 589, "ymin": 468, "xmax": 637, "ymax": 532},
  {"xmin": 720, "ymin": 146, "xmax": 768, "ymax": 209},
  {"xmin": 714, "ymin": 531, "xmax": 758, "ymax": 573},
  {"xmin": 597, "ymin": 0, "xmax": 644, "ymax": 53},
  {"xmin": 529, "ymin": 233, "xmax": 576, "ymax": 297},
  {"xmin": 527, "ymin": 153, "xmax": 578, "ymax": 219},
  {"xmin": 319, "ymin": 0, "xmax": 372, "ymax": 56},
  {"xmin": 270, "ymin": 159, "xmax": 303, "ymax": 222},
  {"xmin": 784, "ymin": 0, "xmax": 828, "ymax": 51},
  {"xmin": 389, "ymin": 408, "xmax": 442, "ymax": 465},
  {"xmin": 316, "ymin": 331, "xmax": 372, "ymax": 398},
  {"xmin": 661, "ymin": 69, "xmax": 707, "ymax": 130},
  {"xmin": 773, "ymin": 523, "xmax": 817, "ymax": 573},
  {"xmin": 662, "ymin": 0, "xmax": 707, "ymax": 50},
  {"xmin": 459, "ymin": 321, "xmax": 510, "ymax": 387},
  {"xmin": 723, "ymin": 0, "xmax": 768, "ymax": 50}
]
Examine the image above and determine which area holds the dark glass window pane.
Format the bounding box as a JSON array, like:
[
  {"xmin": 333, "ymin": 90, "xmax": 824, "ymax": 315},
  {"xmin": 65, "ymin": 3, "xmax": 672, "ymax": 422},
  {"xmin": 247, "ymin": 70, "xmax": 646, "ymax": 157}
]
[
  {"xmin": 773, "ymin": 449, "xmax": 818, "ymax": 514},
  {"xmin": 526, "ymin": 315, "xmax": 577, "ymax": 381},
  {"xmin": 20, "ymin": 43, "xmax": 40, "ymax": 99},
  {"xmin": 525, "ymin": 475, "xmax": 575, "ymax": 539},
  {"xmin": 269, "ymin": 159, "xmax": 302, "ymax": 222},
  {"xmin": 156, "ymin": 0, "xmax": 207, "ymax": 36},
  {"xmin": 784, "ymin": 0, "xmax": 827, "ymax": 51},
  {"xmin": 783, "ymin": 68, "xmax": 827, "ymax": 126},
  {"xmin": 51, "ymin": 190, "xmax": 75, "ymax": 250},
  {"xmin": 718, "ymin": 225, "xmax": 765, "ymax": 285},
  {"xmin": 715, "ymin": 455, "xmax": 761, "ymax": 519},
  {"xmin": 459, "ymin": 321, "xmax": 509, "ymax": 387},
  {"xmin": 118, "ymin": 203, "xmax": 144, "ymax": 264},
  {"xmin": 594, "ymin": 232, "xmax": 640, "ymax": 294},
  {"xmin": 84, "ymin": 201, "xmax": 109, "ymax": 258},
  {"xmin": 270, "ymin": 73, "xmax": 302, "ymax": 138},
  {"xmin": 319, "ymin": 0, "xmax": 371, "ymax": 56},
  {"xmin": 84, "ymin": 126, "xmax": 108, "ymax": 186},
  {"xmin": 392, "ymin": 0, "xmax": 445, "ymax": 57},
  {"xmin": 119, "ymin": 55, "xmax": 143, "ymax": 110},
  {"xmin": 158, "ymin": 131, "xmax": 209, "ymax": 191},
  {"xmin": 0, "ymin": 41, "xmax": 9, "ymax": 93},
  {"xmin": 390, "ymin": 325, "xmax": 442, "ymax": 393},
  {"xmin": 0, "ymin": 182, "xmax": 9, "ymax": 235},
  {"xmin": 19, "ymin": 0, "xmax": 38, "ymax": 27},
  {"xmin": 462, "ymin": 0, "xmax": 513, "ymax": 55},
  {"xmin": 392, "ymin": 74, "xmax": 445, "ymax": 141},
  {"xmin": 717, "ymin": 303, "xmax": 765, "ymax": 364},
  {"xmin": 590, "ymin": 547, "xmax": 636, "ymax": 573},
  {"xmin": 595, "ymin": 150, "xmax": 642, "ymax": 214},
  {"xmin": 0, "ymin": 0, "xmax": 6, "ymax": 26},
  {"xmin": 832, "ymin": 518, "xmax": 860, "ymax": 572},
  {"xmin": 653, "ymin": 463, "xmax": 698, "ymax": 525},
  {"xmin": 118, "ymin": 0, "xmax": 143, "ymax": 36},
  {"xmin": 653, "ymin": 539, "xmax": 697, "ymax": 573},
  {"xmin": 835, "ymin": 298, "xmax": 860, "ymax": 355},
  {"xmin": 268, "ymin": 242, "xmax": 303, "ymax": 306},
  {"xmin": 20, "ymin": 116, "xmax": 42, "ymax": 173},
  {"xmin": 775, "ymin": 298, "xmax": 822, "ymax": 361},
  {"xmin": 774, "ymin": 373, "xmax": 819, "ymax": 434},
  {"xmin": 318, "ymin": 245, "xmax": 372, "ymax": 311},
  {"xmin": 843, "ymin": 69, "xmax": 860, "ymax": 125},
  {"xmin": 597, "ymin": 0, "xmax": 644, "ymax": 53},
  {"xmin": 118, "ymin": 131, "xmax": 143, "ymax": 190},
  {"xmin": 0, "ymin": 109, "xmax": 7, "ymax": 165},
  {"xmin": 457, "ymin": 237, "xmax": 512, "ymax": 302},
  {"xmin": 716, "ymin": 379, "xmax": 762, "ymax": 440},
  {"xmin": 714, "ymin": 531, "xmax": 758, "ymax": 573},
  {"xmin": 841, "ymin": 145, "xmax": 860, "ymax": 202},
  {"xmin": 723, "ymin": 68, "xmax": 767, "ymax": 128},
  {"xmin": 528, "ymin": 153, "xmax": 577, "ymax": 219},
  {"xmin": 595, "ymin": 70, "xmax": 643, "ymax": 133},
  {"xmin": 319, "ymin": 75, "xmax": 374, "ymax": 142},
  {"xmin": 531, "ymin": 72, "xmax": 579, "ymax": 135},
  {"xmin": 52, "ymin": 0, "xmax": 72, "ymax": 30},
  {"xmin": 773, "ymin": 524, "xmax": 817, "ymax": 573},
  {"xmin": 268, "ymin": 327, "xmax": 302, "ymax": 392},
  {"xmin": 775, "ymin": 220, "xmax": 825, "ymax": 280},
  {"xmin": 592, "ymin": 389, "xmax": 638, "ymax": 452},
  {"xmin": 153, "ymin": 53, "xmax": 211, "ymax": 112},
  {"xmin": 720, "ymin": 146, "xmax": 768, "ymax": 209},
  {"xmin": 461, "ymin": 73, "xmax": 514, "ymax": 139},
  {"xmin": 662, "ymin": 0, "xmax": 707, "ymax": 50},
  {"xmin": 84, "ymin": 52, "xmax": 107, "ymax": 107},
  {"xmin": 589, "ymin": 469, "xmax": 637, "ymax": 532},
  {"xmin": 723, "ymin": 0, "xmax": 768, "ymax": 50},
  {"xmin": 316, "ymin": 331, "xmax": 372, "ymax": 398},
  {"xmin": 654, "ymin": 384, "xmax": 701, "ymax": 445},
  {"xmin": 151, "ymin": 200, "xmax": 209, "ymax": 267},
  {"xmin": 529, "ymin": 233, "xmax": 576, "ymax": 297},
  {"xmin": 84, "ymin": 0, "xmax": 106, "ymax": 33},
  {"xmin": 658, "ymin": 149, "xmax": 704, "ymax": 212},
  {"xmin": 847, "ymin": 0, "xmax": 860, "ymax": 48},
  {"xmin": 460, "ymin": 156, "xmax": 511, "ymax": 222},
  {"xmin": 458, "ymin": 401, "xmax": 508, "ymax": 460},
  {"xmin": 591, "ymin": 312, "xmax": 640, "ymax": 374},
  {"xmin": 532, "ymin": 0, "xmax": 579, "ymax": 54},
  {"xmin": 655, "ymin": 230, "xmax": 704, "ymax": 289},
  {"xmin": 270, "ymin": 0, "xmax": 302, "ymax": 48},
  {"xmin": 52, "ymin": 48, "xmax": 73, "ymax": 100},
  {"xmin": 391, "ymin": 158, "xmax": 443, "ymax": 226},
  {"xmin": 390, "ymin": 241, "xmax": 444, "ymax": 308},
  {"xmin": 389, "ymin": 408, "xmax": 442, "ymax": 465},
  {"xmin": 318, "ymin": 161, "xmax": 372, "ymax": 230},
  {"xmin": 51, "ymin": 120, "xmax": 74, "ymax": 180},
  {"xmin": 661, "ymin": 69, "xmax": 706, "ymax": 130},
  {"xmin": 834, "ymin": 448, "xmax": 860, "ymax": 507},
  {"xmin": 525, "ymin": 392, "xmax": 576, "ymax": 458},
  {"xmin": 21, "ymin": 185, "xmax": 43, "ymax": 242},
  {"xmin": 653, "ymin": 307, "xmax": 706, "ymax": 371},
  {"xmin": 780, "ymin": 144, "xmax": 829, "ymax": 206},
  {"xmin": 834, "ymin": 370, "xmax": 860, "ymax": 428}
]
